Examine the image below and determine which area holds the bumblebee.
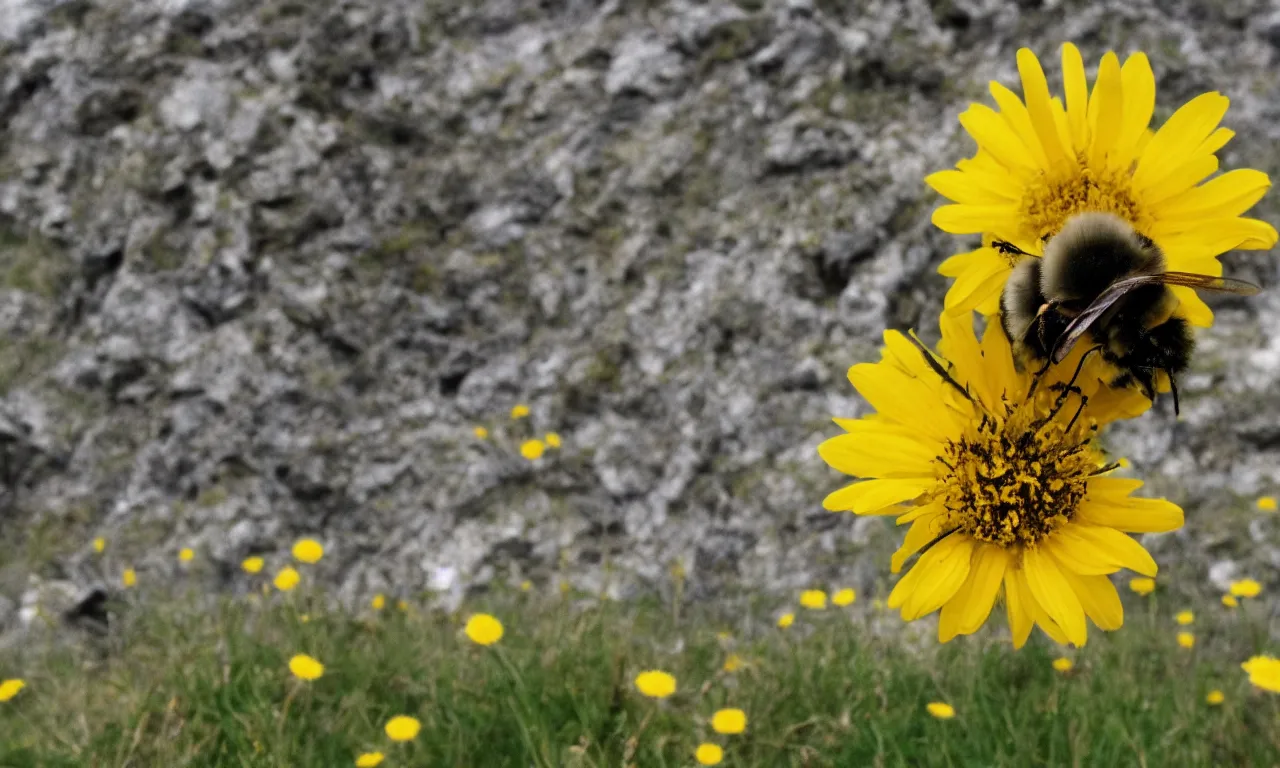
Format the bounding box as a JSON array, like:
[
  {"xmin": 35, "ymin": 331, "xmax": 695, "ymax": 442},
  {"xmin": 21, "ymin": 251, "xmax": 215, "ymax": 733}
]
[{"xmin": 997, "ymin": 212, "xmax": 1260, "ymax": 413}]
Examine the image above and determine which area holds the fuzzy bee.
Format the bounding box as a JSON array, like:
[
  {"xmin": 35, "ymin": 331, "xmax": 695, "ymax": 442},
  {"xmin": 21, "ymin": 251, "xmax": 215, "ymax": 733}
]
[{"xmin": 997, "ymin": 212, "xmax": 1261, "ymax": 413}]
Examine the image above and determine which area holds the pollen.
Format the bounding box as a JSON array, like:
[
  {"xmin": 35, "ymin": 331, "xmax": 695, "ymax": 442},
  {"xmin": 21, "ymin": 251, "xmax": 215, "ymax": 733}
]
[
  {"xmin": 1020, "ymin": 166, "xmax": 1150, "ymax": 244},
  {"xmin": 934, "ymin": 398, "xmax": 1097, "ymax": 549}
]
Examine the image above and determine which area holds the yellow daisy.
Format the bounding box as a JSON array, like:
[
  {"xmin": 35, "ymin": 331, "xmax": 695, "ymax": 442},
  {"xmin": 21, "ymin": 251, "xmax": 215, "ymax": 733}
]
[
  {"xmin": 1243, "ymin": 655, "xmax": 1280, "ymax": 693},
  {"xmin": 928, "ymin": 43, "xmax": 1277, "ymax": 325},
  {"xmin": 818, "ymin": 312, "xmax": 1182, "ymax": 648}
]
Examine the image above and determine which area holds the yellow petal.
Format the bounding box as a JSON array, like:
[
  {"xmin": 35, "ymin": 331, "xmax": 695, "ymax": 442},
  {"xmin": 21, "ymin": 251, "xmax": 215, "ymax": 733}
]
[
  {"xmin": 926, "ymin": 169, "xmax": 1018, "ymax": 205},
  {"xmin": 958, "ymin": 103, "xmax": 1037, "ymax": 174},
  {"xmin": 1132, "ymin": 92, "xmax": 1229, "ymax": 192},
  {"xmin": 932, "ymin": 204, "xmax": 1024, "ymax": 236},
  {"xmin": 1061, "ymin": 570, "xmax": 1124, "ymax": 631},
  {"xmin": 900, "ymin": 535, "xmax": 974, "ymax": 621},
  {"xmin": 942, "ymin": 249, "xmax": 1011, "ymax": 315},
  {"xmin": 1155, "ymin": 170, "xmax": 1272, "ymax": 222},
  {"xmin": 936, "ymin": 309, "xmax": 993, "ymax": 407},
  {"xmin": 1078, "ymin": 481, "xmax": 1184, "ymax": 533},
  {"xmin": 1086, "ymin": 52, "xmax": 1122, "ymax": 169},
  {"xmin": 1060, "ymin": 525, "xmax": 1158, "ymax": 577},
  {"xmin": 890, "ymin": 511, "xmax": 949, "ymax": 572},
  {"xmin": 1142, "ymin": 154, "xmax": 1218, "ymax": 206},
  {"xmin": 846, "ymin": 364, "xmax": 962, "ymax": 442},
  {"xmin": 1016, "ymin": 48, "xmax": 1070, "ymax": 169},
  {"xmin": 823, "ymin": 478, "xmax": 933, "ymax": 514},
  {"xmin": 937, "ymin": 543, "xmax": 1007, "ymax": 641},
  {"xmin": 1196, "ymin": 126, "xmax": 1234, "ymax": 156},
  {"xmin": 1004, "ymin": 566, "xmax": 1035, "ymax": 649},
  {"xmin": 816, "ymin": 424, "xmax": 938, "ymax": 479},
  {"xmin": 1022, "ymin": 547, "xmax": 1088, "ymax": 647},
  {"xmin": 1042, "ymin": 529, "xmax": 1121, "ymax": 576},
  {"xmin": 990, "ymin": 79, "xmax": 1050, "ymax": 170},
  {"xmin": 1113, "ymin": 52, "xmax": 1155, "ymax": 169},
  {"xmin": 1061, "ymin": 43, "xmax": 1089, "ymax": 152}
]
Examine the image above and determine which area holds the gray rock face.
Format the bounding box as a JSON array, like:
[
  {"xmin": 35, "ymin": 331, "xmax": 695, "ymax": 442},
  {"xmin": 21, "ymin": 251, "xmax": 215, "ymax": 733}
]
[{"xmin": 1, "ymin": 0, "xmax": 1279, "ymax": 626}]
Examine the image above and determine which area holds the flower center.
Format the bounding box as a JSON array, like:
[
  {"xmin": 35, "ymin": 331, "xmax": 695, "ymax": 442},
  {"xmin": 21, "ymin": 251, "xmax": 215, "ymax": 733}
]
[
  {"xmin": 1020, "ymin": 165, "xmax": 1150, "ymax": 244},
  {"xmin": 933, "ymin": 399, "xmax": 1098, "ymax": 549}
]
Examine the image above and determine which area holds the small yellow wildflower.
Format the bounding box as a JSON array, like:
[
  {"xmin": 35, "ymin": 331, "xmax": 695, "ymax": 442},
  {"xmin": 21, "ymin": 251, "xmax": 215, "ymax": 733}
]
[
  {"xmin": 122, "ymin": 568, "xmax": 137, "ymax": 588},
  {"xmin": 832, "ymin": 588, "xmax": 856, "ymax": 607},
  {"xmin": 274, "ymin": 567, "xmax": 301, "ymax": 592},
  {"xmin": 519, "ymin": 580, "xmax": 532, "ymax": 592},
  {"xmin": 1177, "ymin": 632, "xmax": 1195, "ymax": 649},
  {"xmin": 384, "ymin": 715, "xmax": 421, "ymax": 742},
  {"xmin": 1231, "ymin": 579, "xmax": 1262, "ymax": 598},
  {"xmin": 695, "ymin": 743, "xmax": 723, "ymax": 766},
  {"xmin": 397, "ymin": 599, "xmax": 409, "ymax": 612},
  {"xmin": 473, "ymin": 426, "xmax": 489, "ymax": 439},
  {"xmin": 799, "ymin": 590, "xmax": 827, "ymax": 610},
  {"xmin": 1052, "ymin": 657, "xmax": 1073, "ymax": 673},
  {"xmin": 634, "ymin": 670, "xmax": 677, "ymax": 699},
  {"xmin": 545, "ymin": 432, "xmax": 562, "ymax": 448},
  {"xmin": 711, "ymin": 708, "xmax": 747, "ymax": 735},
  {"xmin": 1223, "ymin": 594, "xmax": 1239, "ymax": 608},
  {"xmin": 242, "ymin": 556, "xmax": 264, "ymax": 574},
  {"xmin": 926, "ymin": 702, "xmax": 956, "ymax": 720},
  {"xmin": 0, "ymin": 679, "xmax": 25, "ymax": 702},
  {"xmin": 1258, "ymin": 496, "xmax": 1278, "ymax": 512},
  {"xmin": 371, "ymin": 594, "xmax": 386, "ymax": 611},
  {"xmin": 1175, "ymin": 610, "xmax": 1194, "ymax": 626},
  {"xmin": 288, "ymin": 654, "xmax": 324, "ymax": 681},
  {"xmin": 777, "ymin": 612, "xmax": 795, "ymax": 629},
  {"xmin": 511, "ymin": 404, "xmax": 530, "ymax": 419},
  {"xmin": 722, "ymin": 653, "xmax": 743, "ymax": 673},
  {"xmin": 355, "ymin": 753, "xmax": 385, "ymax": 767},
  {"xmin": 92, "ymin": 537, "xmax": 106, "ymax": 553},
  {"xmin": 1129, "ymin": 577, "xmax": 1156, "ymax": 596},
  {"xmin": 292, "ymin": 538, "xmax": 324, "ymax": 564},
  {"xmin": 520, "ymin": 439, "xmax": 546, "ymax": 460},
  {"xmin": 179, "ymin": 547, "xmax": 194, "ymax": 562},
  {"xmin": 1243, "ymin": 655, "xmax": 1280, "ymax": 693},
  {"xmin": 559, "ymin": 580, "xmax": 571, "ymax": 595},
  {"xmin": 464, "ymin": 614, "xmax": 504, "ymax": 646},
  {"xmin": 1206, "ymin": 690, "xmax": 1225, "ymax": 705}
]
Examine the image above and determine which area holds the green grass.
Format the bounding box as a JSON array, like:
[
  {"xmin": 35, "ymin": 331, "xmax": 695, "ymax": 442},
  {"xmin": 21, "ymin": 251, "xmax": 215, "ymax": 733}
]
[{"xmin": 2, "ymin": 580, "xmax": 1278, "ymax": 767}]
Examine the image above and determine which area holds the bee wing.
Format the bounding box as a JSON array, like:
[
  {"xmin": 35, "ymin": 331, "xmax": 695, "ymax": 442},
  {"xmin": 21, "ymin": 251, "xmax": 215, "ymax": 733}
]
[
  {"xmin": 1157, "ymin": 272, "xmax": 1261, "ymax": 296},
  {"xmin": 1050, "ymin": 272, "xmax": 1262, "ymax": 364}
]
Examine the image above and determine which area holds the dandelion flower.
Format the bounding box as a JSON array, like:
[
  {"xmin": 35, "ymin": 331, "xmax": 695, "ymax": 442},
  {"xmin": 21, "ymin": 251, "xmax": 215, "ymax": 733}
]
[
  {"xmin": 927, "ymin": 702, "xmax": 956, "ymax": 720},
  {"xmin": 1129, "ymin": 577, "xmax": 1156, "ymax": 596},
  {"xmin": 819, "ymin": 313, "xmax": 1181, "ymax": 648},
  {"xmin": 711, "ymin": 708, "xmax": 747, "ymax": 735},
  {"xmin": 292, "ymin": 538, "xmax": 324, "ymax": 564},
  {"xmin": 0, "ymin": 679, "xmax": 25, "ymax": 702},
  {"xmin": 1230, "ymin": 579, "xmax": 1261, "ymax": 598},
  {"xmin": 384, "ymin": 715, "xmax": 421, "ymax": 742},
  {"xmin": 723, "ymin": 653, "xmax": 743, "ymax": 673},
  {"xmin": 371, "ymin": 594, "xmax": 386, "ymax": 611},
  {"xmin": 122, "ymin": 568, "xmax": 137, "ymax": 588},
  {"xmin": 1177, "ymin": 632, "xmax": 1195, "ymax": 649},
  {"xmin": 777, "ymin": 613, "xmax": 795, "ymax": 629},
  {"xmin": 1222, "ymin": 594, "xmax": 1239, "ymax": 608},
  {"xmin": 695, "ymin": 743, "xmax": 723, "ymax": 765},
  {"xmin": 1206, "ymin": 689, "xmax": 1225, "ymax": 705},
  {"xmin": 833, "ymin": 588, "xmax": 856, "ymax": 607},
  {"xmin": 178, "ymin": 548, "xmax": 194, "ymax": 562},
  {"xmin": 288, "ymin": 654, "xmax": 324, "ymax": 681},
  {"xmin": 1052, "ymin": 657, "xmax": 1074, "ymax": 672},
  {"xmin": 242, "ymin": 556, "xmax": 264, "ymax": 574},
  {"xmin": 520, "ymin": 439, "xmax": 546, "ymax": 460},
  {"xmin": 799, "ymin": 590, "xmax": 827, "ymax": 610},
  {"xmin": 396, "ymin": 599, "xmax": 409, "ymax": 612},
  {"xmin": 1258, "ymin": 496, "xmax": 1278, "ymax": 512},
  {"xmin": 355, "ymin": 753, "xmax": 385, "ymax": 767},
  {"xmin": 1175, "ymin": 610, "xmax": 1194, "ymax": 626},
  {"xmin": 928, "ymin": 43, "xmax": 1277, "ymax": 325},
  {"xmin": 545, "ymin": 432, "xmax": 562, "ymax": 448},
  {"xmin": 634, "ymin": 670, "xmax": 677, "ymax": 699},
  {"xmin": 93, "ymin": 537, "xmax": 106, "ymax": 553},
  {"xmin": 473, "ymin": 426, "xmax": 488, "ymax": 439},
  {"xmin": 1243, "ymin": 655, "xmax": 1280, "ymax": 693},
  {"xmin": 464, "ymin": 613, "xmax": 504, "ymax": 646},
  {"xmin": 519, "ymin": 580, "xmax": 532, "ymax": 592},
  {"xmin": 274, "ymin": 567, "xmax": 301, "ymax": 592},
  {"xmin": 511, "ymin": 404, "xmax": 530, "ymax": 419}
]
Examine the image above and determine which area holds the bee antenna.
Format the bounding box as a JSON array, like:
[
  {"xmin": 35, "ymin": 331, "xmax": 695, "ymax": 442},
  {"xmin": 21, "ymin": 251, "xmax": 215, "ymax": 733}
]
[{"xmin": 906, "ymin": 332, "xmax": 975, "ymax": 405}]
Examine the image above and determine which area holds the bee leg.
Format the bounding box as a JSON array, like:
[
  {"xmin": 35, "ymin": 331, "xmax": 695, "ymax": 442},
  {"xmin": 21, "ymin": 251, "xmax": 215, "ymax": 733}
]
[{"xmin": 1168, "ymin": 371, "xmax": 1180, "ymax": 416}]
